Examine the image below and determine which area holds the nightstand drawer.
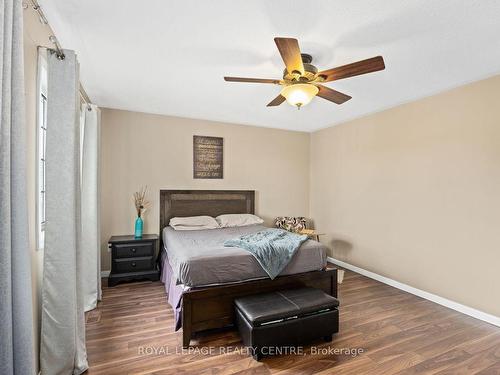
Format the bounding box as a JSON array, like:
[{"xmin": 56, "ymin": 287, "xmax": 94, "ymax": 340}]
[
  {"xmin": 114, "ymin": 242, "xmax": 153, "ymax": 258},
  {"xmin": 113, "ymin": 257, "xmax": 153, "ymax": 273}
]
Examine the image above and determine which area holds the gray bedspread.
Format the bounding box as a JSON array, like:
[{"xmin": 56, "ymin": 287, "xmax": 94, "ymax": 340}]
[{"xmin": 163, "ymin": 224, "xmax": 327, "ymax": 287}]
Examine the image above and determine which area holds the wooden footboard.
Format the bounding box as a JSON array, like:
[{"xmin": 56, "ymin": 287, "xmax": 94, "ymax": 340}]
[{"xmin": 182, "ymin": 268, "xmax": 338, "ymax": 347}]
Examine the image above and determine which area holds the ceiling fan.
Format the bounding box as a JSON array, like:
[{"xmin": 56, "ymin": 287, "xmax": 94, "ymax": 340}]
[{"xmin": 224, "ymin": 37, "xmax": 385, "ymax": 109}]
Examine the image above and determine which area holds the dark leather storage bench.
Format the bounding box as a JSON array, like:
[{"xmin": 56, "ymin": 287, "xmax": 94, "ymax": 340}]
[{"xmin": 235, "ymin": 287, "xmax": 339, "ymax": 360}]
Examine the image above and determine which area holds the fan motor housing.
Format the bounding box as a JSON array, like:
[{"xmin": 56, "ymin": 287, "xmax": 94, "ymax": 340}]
[{"xmin": 283, "ymin": 53, "xmax": 318, "ymax": 82}]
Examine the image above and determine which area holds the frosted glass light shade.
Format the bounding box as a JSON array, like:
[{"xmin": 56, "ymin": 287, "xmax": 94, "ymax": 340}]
[{"xmin": 280, "ymin": 83, "xmax": 319, "ymax": 108}]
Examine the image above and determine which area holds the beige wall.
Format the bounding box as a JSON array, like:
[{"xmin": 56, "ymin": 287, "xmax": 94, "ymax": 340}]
[
  {"xmin": 310, "ymin": 75, "xmax": 500, "ymax": 317},
  {"xmin": 23, "ymin": 8, "xmax": 53, "ymax": 371},
  {"xmin": 100, "ymin": 109, "xmax": 310, "ymax": 270}
]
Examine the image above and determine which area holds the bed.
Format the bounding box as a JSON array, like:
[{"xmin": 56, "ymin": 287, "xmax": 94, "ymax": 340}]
[
  {"xmin": 163, "ymin": 224, "xmax": 327, "ymax": 287},
  {"xmin": 159, "ymin": 190, "xmax": 337, "ymax": 347}
]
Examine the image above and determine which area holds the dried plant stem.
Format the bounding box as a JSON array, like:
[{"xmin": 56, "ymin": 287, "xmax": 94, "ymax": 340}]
[{"xmin": 133, "ymin": 186, "xmax": 150, "ymax": 218}]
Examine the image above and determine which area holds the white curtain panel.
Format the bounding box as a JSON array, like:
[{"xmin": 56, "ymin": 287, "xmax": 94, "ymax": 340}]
[
  {"xmin": 0, "ymin": 1, "xmax": 36, "ymax": 374},
  {"xmin": 80, "ymin": 103, "xmax": 101, "ymax": 311},
  {"xmin": 40, "ymin": 50, "xmax": 88, "ymax": 375}
]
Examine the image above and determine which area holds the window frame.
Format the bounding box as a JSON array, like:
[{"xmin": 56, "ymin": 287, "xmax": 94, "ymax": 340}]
[{"xmin": 36, "ymin": 50, "xmax": 48, "ymax": 251}]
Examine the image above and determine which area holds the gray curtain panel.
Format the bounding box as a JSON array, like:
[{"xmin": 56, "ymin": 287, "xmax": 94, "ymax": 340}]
[
  {"xmin": 40, "ymin": 50, "xmax": 88, "ymax": 375},
  {"xmin": 0, "ymin": 0, "xmax": 36, "ymax": 374},
  {"xmin": 80, "ymin": 103, "xmax": 101, "ymax": 311}
]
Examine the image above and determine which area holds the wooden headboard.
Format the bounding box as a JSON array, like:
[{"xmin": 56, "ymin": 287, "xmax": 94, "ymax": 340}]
[{"xmin": 159, "ymin": 190, "xmax": 255, "ymax": 246}]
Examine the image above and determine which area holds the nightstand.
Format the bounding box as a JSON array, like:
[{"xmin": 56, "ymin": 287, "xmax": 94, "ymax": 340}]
[
  {"xmin": 298, "ymin": 229, "xmax": 324, "ymax": 242},
  {"xmin": 108, "ymin": 234, "xmax": 160, "ymax": 287}
]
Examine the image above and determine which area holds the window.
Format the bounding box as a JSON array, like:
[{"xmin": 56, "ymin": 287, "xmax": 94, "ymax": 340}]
[{"xmin": 37, "ymin": 52, "xmax": 48, "ymax": 250}]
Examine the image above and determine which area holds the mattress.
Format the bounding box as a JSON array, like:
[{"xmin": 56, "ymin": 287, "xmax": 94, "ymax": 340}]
[{"xmin": 162, "ymin": 224, "xmax": 327, "ymax": 287}]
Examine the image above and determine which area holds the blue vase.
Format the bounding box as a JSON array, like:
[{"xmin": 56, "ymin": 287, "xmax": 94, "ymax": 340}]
[{"xmin": 134, "ymin": 216, "xmax": 143, "ymax": 238}]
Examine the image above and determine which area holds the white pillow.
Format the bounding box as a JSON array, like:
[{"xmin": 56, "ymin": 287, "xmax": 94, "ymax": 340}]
[
  {"xmin": 216, "ymin": 214, "xmax": 264, "ymax": 228},
  {"xmin": 169, "ymin": 215, "xmax": 219, "ymax": 231}
]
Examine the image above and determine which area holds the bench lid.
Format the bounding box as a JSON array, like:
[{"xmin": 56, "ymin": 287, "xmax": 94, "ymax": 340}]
[{"xmin": 234, "ymin": 287, "xmax": 339, "ymax": 325}]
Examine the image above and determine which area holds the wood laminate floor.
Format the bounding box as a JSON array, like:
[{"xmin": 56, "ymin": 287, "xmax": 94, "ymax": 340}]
[{"xmin": 86, "ymin": 269, "xmax": 500, "ymax": 374}]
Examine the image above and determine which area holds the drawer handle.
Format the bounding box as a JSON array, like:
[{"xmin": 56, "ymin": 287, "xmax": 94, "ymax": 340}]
[
  {"xmin": 131, "ymin": 248, "xmax": 136, "ymax": 253},
  {"xmin": 131, "ymin": 262, "xmax": 136, "ymax": 267}
]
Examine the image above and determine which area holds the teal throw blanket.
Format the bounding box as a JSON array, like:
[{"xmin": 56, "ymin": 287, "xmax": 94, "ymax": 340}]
[{"xmin": 224, "ymin": 228, "xmax": 308, "ymax": 279}]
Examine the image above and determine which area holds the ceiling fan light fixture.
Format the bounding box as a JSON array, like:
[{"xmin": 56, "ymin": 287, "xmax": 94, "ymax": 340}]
[{"xmin": 280, "ymin": 83, "xmax": 319, "ymax": 109}]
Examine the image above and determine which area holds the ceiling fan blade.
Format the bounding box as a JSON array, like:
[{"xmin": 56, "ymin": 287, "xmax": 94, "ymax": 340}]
[
  {"xmin": 318, "ymin": 56, "xmax": 385, "ymax": 82},
  {"xmin": 274, "ymin": 37, "xmax": 305, "ymax": 76},
  {"xmin": 224, "ymin": 77, "xmax": 281, "ymax": 84},
  {"xmin": 266, "ymin": 94, "xmax": 286, "ymax": 107},
  {"xmin": 316, "ymin": 85, "xmax": 352, "ymax": 104}
]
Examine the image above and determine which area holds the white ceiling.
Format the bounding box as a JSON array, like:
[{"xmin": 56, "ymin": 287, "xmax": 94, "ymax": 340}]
[{"xmin": 40, "ymin": 0, "xmax": 500, "ymax": 132}]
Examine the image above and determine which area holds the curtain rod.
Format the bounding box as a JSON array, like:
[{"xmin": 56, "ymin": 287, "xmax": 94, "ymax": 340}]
[
  {"xmin": 23, "ymin": 0, "xmax": 48, "ymax": 24},
  {"xmin": 79, "ymin": 85, "xmax": 91, "ymax": 107},
  {"xmin": 23, "ymin": 0, "xmax": 93, "ymax": 106},
  {"xmin": 23, "ymin": 1, "xmax": 65, "ymax": 59}
]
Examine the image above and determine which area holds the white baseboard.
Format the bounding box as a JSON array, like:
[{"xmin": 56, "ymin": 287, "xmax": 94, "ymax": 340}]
[
  {"xmin": 327, "ymin": 256, "xmax": 500, "ymax": 327},
  {"xmin": 100, "ymin": 270, "xmax": 110, "ymax": 278}
]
